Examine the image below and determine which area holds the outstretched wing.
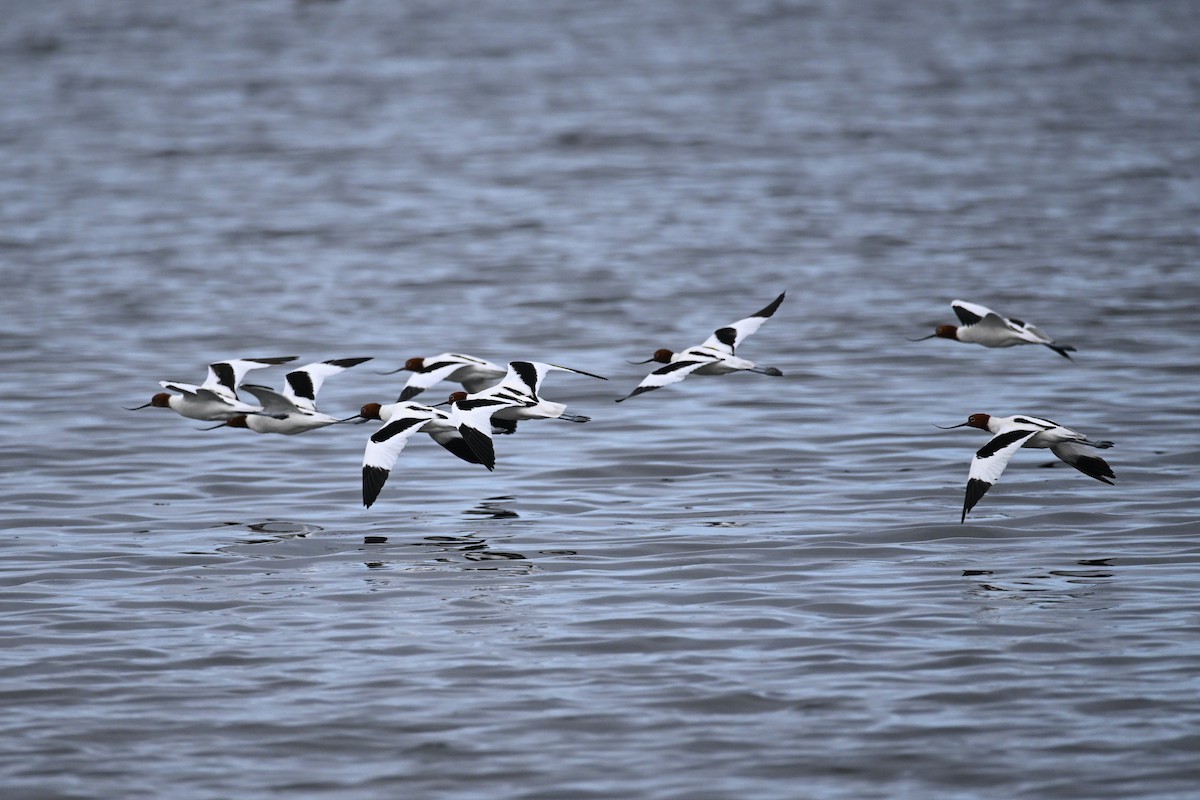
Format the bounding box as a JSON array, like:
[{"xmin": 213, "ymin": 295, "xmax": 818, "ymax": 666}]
[
  {"xmin": 616, "ymin": 358, "xmax": 713, "ymax": 402},
  {"xmin": 447, "ymin": 396, "xmax": 512, "ymax": 471},
  {"xmin": 699, "ymin": 292, "xmax": 786, "ymax": 355},
  {"xmin": 422, "ymin": 421, "xmax": 487, "ymax": 466},
  {"xmin": 160, "ymin": 380, "xmax": 259, "ymax": 413},
  {"xmin": 962, "ymin": 427, "xmax": 1040, "ymax": 522},
  {"xmin": 159, "ymin": 380, "xmax": 201, "ymax": 397},
  {"xmin": 501, "ymin": 361, "xmax": 608, "ymax": 399},
  {"xmin": 283, "ymin": 357, "xmax": 371, "ymax": 412},
  {"xmin": 239, "ymin": 384, "xmax": 297, "ymax": 415},
  {"xmin": 949, "ymin": 300, "xmax": 999, "ymax": 328},
  {"xmin": 1050, "ymin": 441, "xmax": 1116, "ymax": 484},
  {"xmin": 201, "ymin": 357, "xmax": 297, "ymax": 402},
  {"xmin": 362, "ymin": 409, "xmax": 437, "ymax": 508}
]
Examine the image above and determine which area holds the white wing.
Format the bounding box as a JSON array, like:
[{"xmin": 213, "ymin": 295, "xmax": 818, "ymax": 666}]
[
  {"xmin": 362, "ymin": 408, "xmax": 439, "ymax": 508},
  {"xmin": 950, "ymin": 300, "xmax": 1001, "ymax": 328},
  {"xmin": 699, "ymin": 292, "xmax": 785, "ymax": 355},
  {"xmin": 494, "ymin": 361, "xmax": 607, "ymax": 398},
  {"xmin": 616, "ymin": 357, "xmax": 715, "ymax": 402},
  {"xmin": 962, "ymin": 426, "xmax": 1040, "ymax": 522},
  {"xmin": 283, "ymin": 357, "xmax": 371, "ymax": 411},
  {"xmin": 200, "ymin": 357, "xmax": 297, "ymax": 402}
]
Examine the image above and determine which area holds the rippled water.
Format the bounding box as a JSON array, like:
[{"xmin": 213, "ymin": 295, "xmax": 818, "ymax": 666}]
[{"xmin": 3, "ymin": 1, "xmax": 1200, "ymax": 798}]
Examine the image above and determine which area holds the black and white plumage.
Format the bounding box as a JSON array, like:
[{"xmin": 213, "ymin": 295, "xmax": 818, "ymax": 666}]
[
  {"xmin": 382, "ymin": 353, "xmax": 507, "ymax": 401},
  {"xmin": 617, "ymin": 292, "xmax": 785, "ymax": 402},
  {"xmin": 448, "ymin": 361, "xmax": 607, "ymax": 470},
  {"xmin": 914, "ymin": 300, "xmax": 1076, "ymax": 359},
  {"xmin": 358, "ymin": 401, "xmax": 487, "ymax": 508},
  {"xmin": 127, "ymin": 356, "xmax": 298, "ymax": 421},
  {"xmin": 217, "ymin": 357, "xmax": 372, "ymax": 435},
  {"xmin": 940, "ymin": 413, "xmax": 1115, "ymax": 523}
]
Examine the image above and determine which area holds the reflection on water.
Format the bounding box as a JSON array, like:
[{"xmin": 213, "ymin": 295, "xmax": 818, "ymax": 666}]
[
  {"xmin": 463, "ymin": 496, "xmax": 520, "ymax": 519},
  {"xmin": 962, "ymin": 559, "xmax": 1118, "ymax": 609}
]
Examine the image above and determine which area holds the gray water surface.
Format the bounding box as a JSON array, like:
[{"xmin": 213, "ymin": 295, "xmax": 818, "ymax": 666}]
[{"xmin": 2, "ymin": 1, "xmax": 1199, "ymax": 798}]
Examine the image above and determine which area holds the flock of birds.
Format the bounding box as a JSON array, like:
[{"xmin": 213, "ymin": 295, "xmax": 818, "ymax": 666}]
[{"xmin": 128, "ymin": 293, "xmax": 1115, "ymax": 521}]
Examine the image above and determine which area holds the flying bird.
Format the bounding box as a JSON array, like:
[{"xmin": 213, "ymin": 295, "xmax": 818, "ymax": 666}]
[
  {"xmin": 912, "ymin": 300, "xmax": 1076, "ymax": 359},
  {"xmin": 209, "ymin": 357, "xmax": 372, "ymax": 435},
  {"xmin": 939, "ymin": 413, "xmax": 1114, "ymax": 523},
  {"xmin": 126, "ymin": 356, "xmax": 298, "ymax": 421},
  {"xmin": 617, "ymin": 292, "xmax": 786, "ymax": 402}
]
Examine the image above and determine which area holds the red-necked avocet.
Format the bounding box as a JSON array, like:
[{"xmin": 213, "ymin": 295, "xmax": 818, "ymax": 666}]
[{"xmin": 617, "ymin": 292, "xmax": 785, "ymax": 402}]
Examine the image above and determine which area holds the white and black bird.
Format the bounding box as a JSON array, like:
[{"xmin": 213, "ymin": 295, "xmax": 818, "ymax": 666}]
[
  {"xmin": 379, "ymin": 353, "xmax": 506, "ymax": 401},
  {"xmin": 211, "ymin": 357, "xmax": 372, "ymax": 435},
  {"xmin": 912, "ymin": 300, "xmax": 1076, "ymax": 359},
  {"xmin": 938, "ymin": 413, "xmax": 1115, "ymax": 523},
  {"xmin": 448, "ymin": 361, "xmax": 607, "ymax": 470},
  {"xmin": 356, "ymin": 400, "xmax": 489, "ymax": 508},
  {"xmin": 617, "ymin": 292, "xmax": 785, "ymax": 402},
  {"xmin": 126, "ymin": 356, "xmax": 298, "ymax": 421}
]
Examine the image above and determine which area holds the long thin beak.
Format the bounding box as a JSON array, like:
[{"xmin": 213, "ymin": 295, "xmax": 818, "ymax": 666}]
[
  {"xmin": 374, "ymin": 367, "xmax": 407, "ymax": 376},
  {"xmin": 123, "ymin": 402, "xmax": 153, "ymax": 410},
  {"xmin": 907, "ymin": 334, "xmax": 938, "ymax": 342},
  {"xmin": 336, "ymin": 414, "xmax": 367, "ymax": 424},
  {"xmin": 201, "ymin": 421, "xmax": 229, "ymax": 430},
  {"xmin": 627, "ymin": 358, "xmax": 656, "ymax": 365},
  {"xmin": 933, "ymin": 422, "xmax": 971, "ymax": 430}
]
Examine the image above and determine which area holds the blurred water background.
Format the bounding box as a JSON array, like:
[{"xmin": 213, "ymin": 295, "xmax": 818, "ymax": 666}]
[{"xmin": 2, "ymin": 1, "xmax": 1199, "ymax": 798}]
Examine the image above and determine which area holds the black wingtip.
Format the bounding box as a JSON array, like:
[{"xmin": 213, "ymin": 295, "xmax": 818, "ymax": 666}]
[
  {"xmin": 438, "ymin": 437, "xmax": 485, "ymax": 466},
  {"xmin": 1072, "ymin": 455, "xmax": 1116, "ymax": 485},
  {"xmin": 251, "ymin": 356, "xmax": 299, "ymax": 365},
  {"xmin": 1047, "ymin": 344, "xmax": 1075, "ymax": 360},
  {"xmin": 616, "ymin": 385, "xmax": 656, "ymax": 403},
  {"xmin": 362, "ymin": 465, "xmax": 389, "ymax": 508},
  {"xmin": 328, "ymin": 357, "xmax": 373, "ymax": 369},
  {"xmin": 754, "ymin": 292, "xmax": 786, "ymax": 319},
  {"xmin": 962, "ymin": 478, "xmax": 992, "ymax": 523},
  {"xmin": 397, "ymin": 386, "xmax": 422, "ymax": 401},
  {"xmin": 459, "ymin": 425, "xmax": 496, "ymax": 471}
]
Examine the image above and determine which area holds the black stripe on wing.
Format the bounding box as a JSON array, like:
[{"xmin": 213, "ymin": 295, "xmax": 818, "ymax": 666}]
[
  {"xmin": 655, "ymin": 360, "xmax": 704, "ymax": 375},
  {"xmin": 510, "ymin": 361, "xmax": 541, "ymax": 394},
  {"xmin": 363, "ymin": 465, "xmax": 389, "ymax": 508},
  {"xmin": 976, "ymin": 428, "xmax": 1035, "ymax": 459},
  {"xmin": 370, "ymin": 416, "xmax": 427, "ymax": 444},
  {"xmin": 211, "ymin": 362, "xmax": 237, "ymax": 393},
  {"xmin": 713, "ymin": 327, "xmax": 737, "ymax": 348},
  {"xmin": 952, "ymin": 304, "xmax": 984, "ymax": 326},
  {"xmin": 1012, "ymin": 416, "xmax": 1057, "ymax": 429},
  {"xmin": 286, "ymin": 370, "xmax": 316, "ymax": 402},
  {"xmin": 456, "ymin": 397, "xmax": 509, "ymax": 412}
]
